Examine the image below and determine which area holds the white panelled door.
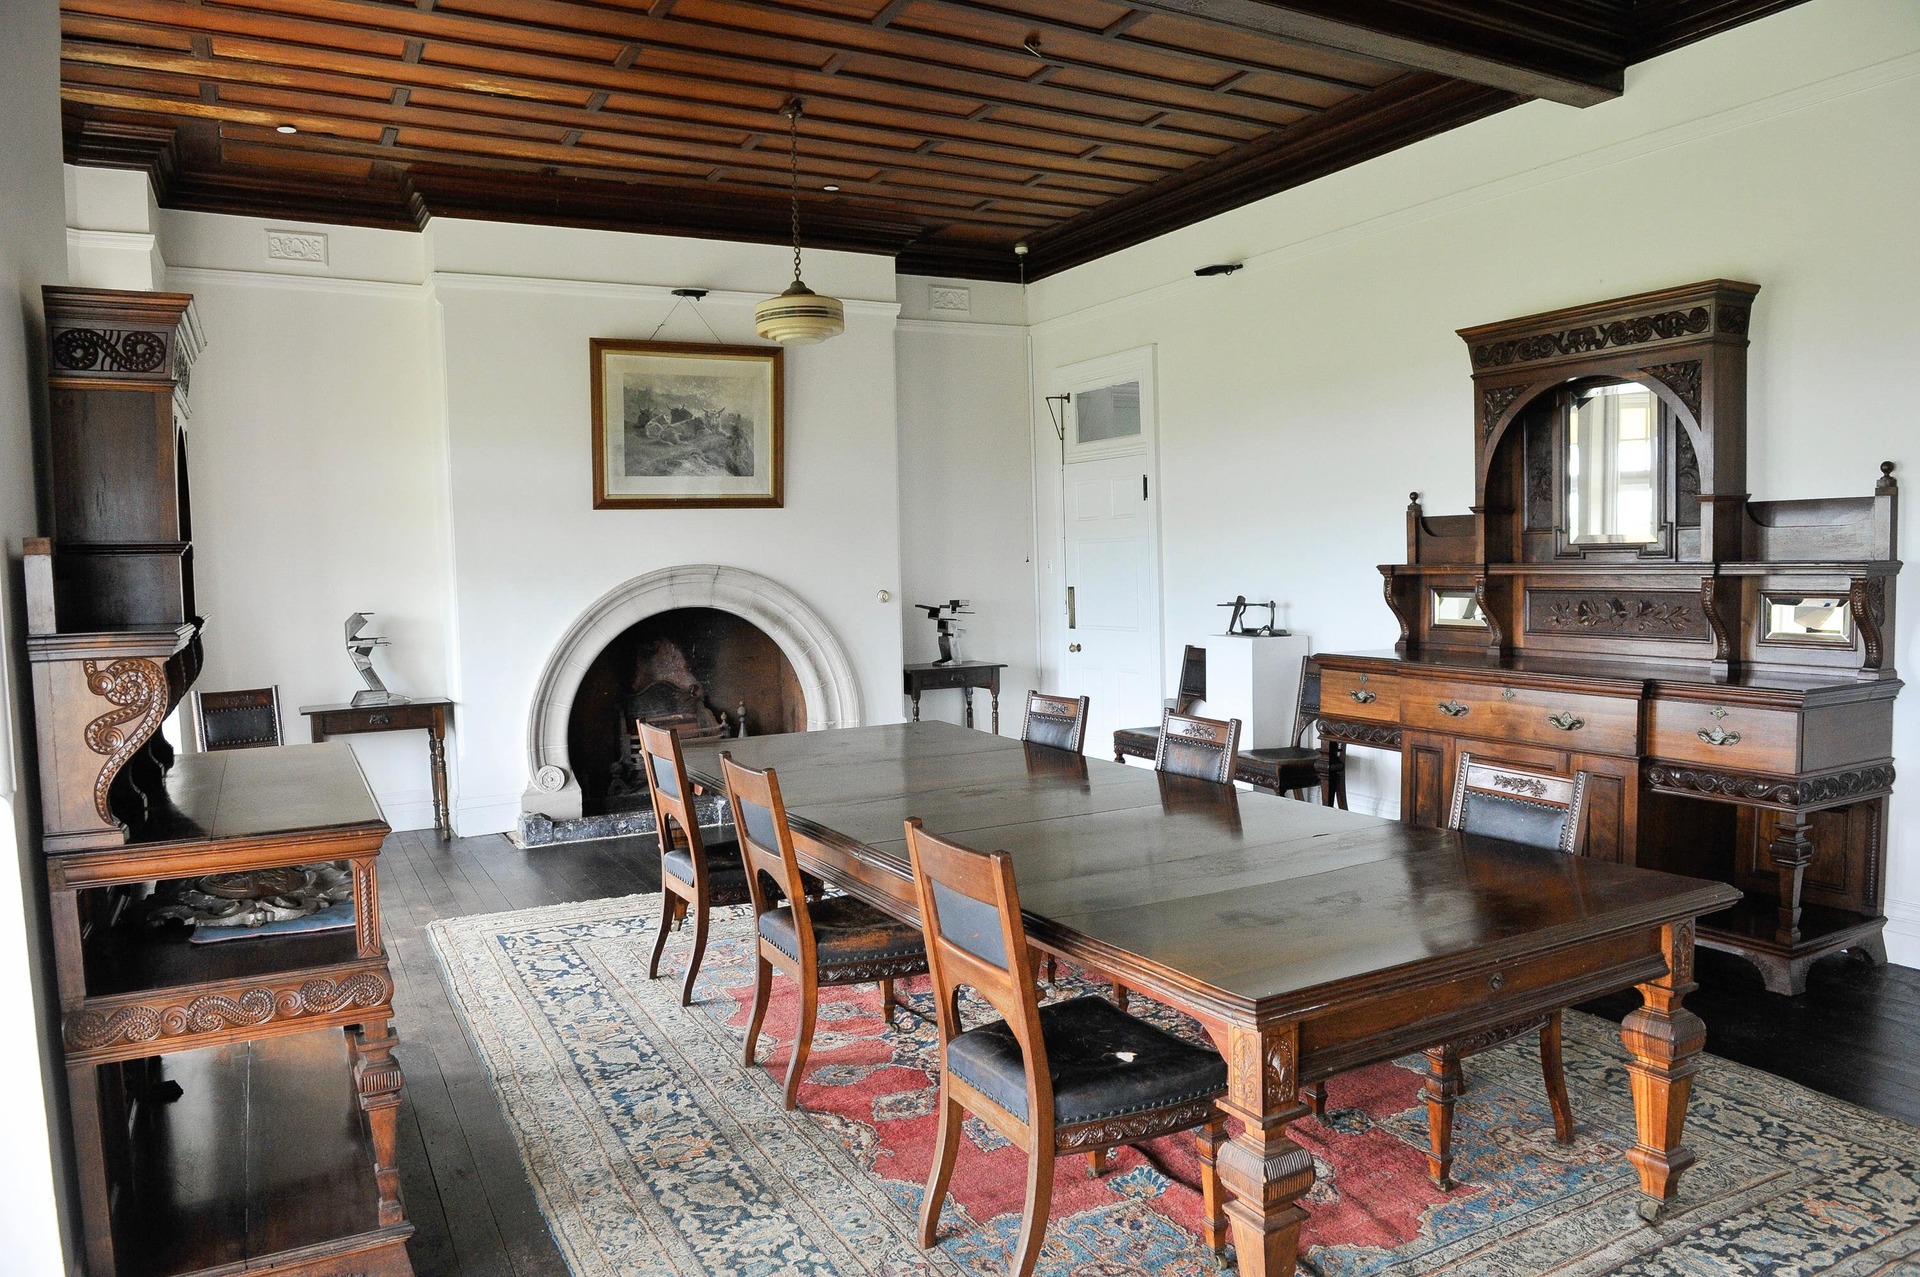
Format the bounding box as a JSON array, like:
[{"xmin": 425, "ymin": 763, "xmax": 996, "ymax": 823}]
[{"xmin": 1057, "ymin": 348, "xmax": 1160, "ymax": 746}]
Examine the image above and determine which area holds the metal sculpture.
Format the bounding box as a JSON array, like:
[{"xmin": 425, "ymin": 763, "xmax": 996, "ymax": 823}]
[
  {"xmin": 915, "ymin": 600, "xmax": 972, "ymax": 665},
  {"xmin": 345, "ymin": 612, "xmax": 408, "ymax": 707}
]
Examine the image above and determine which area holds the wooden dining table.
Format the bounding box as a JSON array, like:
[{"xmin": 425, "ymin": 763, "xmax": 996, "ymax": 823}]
[{"xmin": 682, "ymin": 721, "xmax": 1742, "ymax": 1277}]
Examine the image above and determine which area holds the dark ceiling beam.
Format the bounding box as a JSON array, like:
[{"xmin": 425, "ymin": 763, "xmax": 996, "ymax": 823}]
[{"xmin": 1124, "ymin": 1, "xmax": 1628, "ymax": 107}]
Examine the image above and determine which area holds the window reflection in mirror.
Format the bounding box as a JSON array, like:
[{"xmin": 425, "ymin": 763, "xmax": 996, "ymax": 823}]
[
  {"xmin": 1431, "ymin": 588, "xmax": 1488, "ymax": 628},
  {"xmin": 1566, "ymin": 381, "xmax": 1659, "ymax": 545},
  {"xmin": 1763, "ymin": 595, "xmax": 1854, "ymax": 644}
]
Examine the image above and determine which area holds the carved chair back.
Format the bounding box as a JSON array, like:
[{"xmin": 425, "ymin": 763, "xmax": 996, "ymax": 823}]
[
  {"xmin": 639, "ymin": 721, "xmax": 716, "ymax": 881},
  {"xmin": 1447, "ymin": 754, "xmax": 1588, "ymax": 855},
  {"xmin": 1173, "ymin": 644, "xmax": 1207, "ymax": 715},
  {"xmin": 904, "ymin": 817, "xmax": 1051, "ymax": 1126},
  {"xmin": 194, "ymin": 686, "xmax": 283, "ymax": 751},
  {"xmin": 717, "ymin": 753, "xmax": 812, "ymax": 942},
  {"xmin": 1020, "ymin": 692, "xmax": 1090, "ymax": 753},
  {"xmin": 1153, "ymin": 710, "xmax": 1241, "ymax": 785}
]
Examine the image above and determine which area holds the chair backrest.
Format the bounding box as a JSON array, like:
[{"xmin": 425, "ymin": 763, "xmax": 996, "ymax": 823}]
[
  {"xmin": 718, "ymin": 753, "xmax": 812, "ymax": 934},
  {"xmin": 1173, "ymin": 644, "xmax": 1207, "ymax": 715},
  {"xmin": 1447, "ymin": 754, "xmax": 1588, "ymax": 855},
  {"xmin": 1153, "ymin": 710, "xmax": 1241, "ymax": 784},
  {"xmin": 1020, "ymin": 692, "xmax": 1090, "ymax": 753},
  {"xmin": 1291, "ymin": 656, "xmax": 1324, "ymax": 749},
  {"xmin": 639, "ymin": 721, "xmax": 714, "ymax": 877},
  {"xmin": 904, "ymin": 817, "xmax": 1051, "ymax": 1120},
  {"xmin": 195, "ymin": 686, "xmax": 282, "ymax": 751}
]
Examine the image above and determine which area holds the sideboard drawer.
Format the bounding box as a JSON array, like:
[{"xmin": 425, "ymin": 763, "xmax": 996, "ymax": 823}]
[
  {"xmin": 1404, "ymin": 684, "xmax": 1640, "ymax": 756},
  {"xmin": 1648, "ymin": 700, "xmax": 1799, "ymax": 773},
  {"xmin": 1320, "ymin": 669, "xmax": 1400, "ymax": 722}
]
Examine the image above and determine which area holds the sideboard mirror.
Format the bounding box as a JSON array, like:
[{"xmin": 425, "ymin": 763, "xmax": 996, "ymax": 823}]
[{"xmin": 1566, "ymin": 380, "xmax": 1661, "ymax": 546}]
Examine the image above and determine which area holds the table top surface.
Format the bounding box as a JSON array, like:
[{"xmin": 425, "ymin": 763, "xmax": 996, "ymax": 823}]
[
  {"xmin": 299, "ymin": 696, "xmax": 454, "ymax": 714},
  {"xmin": 133, "ymin": 742, "xmax": 389, "ymax": 846},
  {"xmin": 903, "ymin": 661, "xmax": 1006, "ymax": 673},
  {"xmin": 680, "ymin": 723, "xmax": 1738, "ymax": 1011}
]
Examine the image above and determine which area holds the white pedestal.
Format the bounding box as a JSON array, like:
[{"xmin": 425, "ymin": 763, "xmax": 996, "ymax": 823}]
[{"xmin": 1198, "ymin": 634, "xmax": 1312, "ymax": 750}]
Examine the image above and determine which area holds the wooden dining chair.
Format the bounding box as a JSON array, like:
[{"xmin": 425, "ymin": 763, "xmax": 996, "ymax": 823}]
[
  {"xmin": 1419, "ymin": 754, "xmax": 1587, "ymax": 1188},
  {"xmin": 904, "ymin": 818, "xmax": 1228, "ymax": 1277},
  {"xmin": 640, "ymin": 721, "xmax": 752, "ymax": 1007},
  {"xmin": 1151, "ymin": 710, "xmax": 1241, "ymax": 784},
  {"xmin": 1235, "ymin": 656, "xmax": 1350, "ymax": 808},
  {"xmin": 193, "ymin": 686, "xmax": 283, "ymax": 751},
  {"xmin": 720, "ymin": 753, "xmax": 928, "ymax": 1110},
  {"xmin": 1019, "ymin": 692, "xmax": 1090, "ymax": 753},
  {"xmin": 1110, "ymin": 644, "xmax": 1205, "ymax": 763}
]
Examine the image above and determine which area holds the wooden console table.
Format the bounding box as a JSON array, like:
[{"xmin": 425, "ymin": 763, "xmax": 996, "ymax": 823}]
[
  {"xmin": 303, "ymin": 698, "xmax": 454, "ymax": 837},
  {"xmin": 903, "ymin": 661, "xmax": 1005, "ymax": 732}
]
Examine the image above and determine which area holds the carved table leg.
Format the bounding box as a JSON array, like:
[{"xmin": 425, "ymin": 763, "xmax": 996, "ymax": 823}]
[
  {"xmin": 1768, "ymin": 813, "xmax": 1813, "ymax": 945},
  {"xmin": 428, "ymin": 715, "xmax": 451, "ymax": 838},
  {"xmin": 1216, "ymin": 1022, "xmax": 1315, "ymax": 1277},
  {"xmin": 1621, "ymin": 921, "xmax": 1705, "ymax": 1222},
  {"xmin": 990, "ymin": 687, "xmax": 1000, "ymax": 735},
  {"xmin": 962, "ymin": 688, "xmax": 975, "ymax": 730},
  {"xmin": 351, "ymin": 1022, "xmax": 407, "ymax": 1226},
  {"xmin": 1422, "ymin": 1046, "xmax": 1462, "ymax": 1189},
  {"xmin": 911, "ymin": 688, "xmax": 922, "ymax": 722}
]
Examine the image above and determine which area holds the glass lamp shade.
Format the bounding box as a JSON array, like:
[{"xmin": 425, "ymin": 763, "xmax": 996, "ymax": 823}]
[{"xmin": 754, "ymin": 280, "xmax": 845, "ymax": 345}]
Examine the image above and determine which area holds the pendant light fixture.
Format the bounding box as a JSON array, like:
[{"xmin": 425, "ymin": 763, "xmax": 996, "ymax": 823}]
[{"xmin": 754, "ymin": 99, "xmax": 845, "ymax": 345}]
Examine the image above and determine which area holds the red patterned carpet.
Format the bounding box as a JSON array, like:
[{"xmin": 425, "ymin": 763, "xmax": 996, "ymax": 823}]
[{"xmin": 430, "ymin": 895, "xmax": 1920, "ymax": 1276}]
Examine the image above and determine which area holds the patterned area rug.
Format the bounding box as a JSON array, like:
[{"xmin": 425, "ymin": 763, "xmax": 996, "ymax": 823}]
[{"xmin": 427, "ymin": 894, "xmax": 1920, "ymax": 1276}]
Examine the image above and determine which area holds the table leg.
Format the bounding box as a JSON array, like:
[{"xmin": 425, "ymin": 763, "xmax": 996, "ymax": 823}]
[
  {"xmin": 428, "ymin": 717, "xmax": 451, "ymax": 838},
  {"xmin": 351, "ymin": 1020, "xmax": 407, "ymax": 1226},
  {"xmin": 1768, "ymin": 813, "xmax": 1812, "ymax": 944},
  {"xmin": 990, "ymin": 688, "xmax": 1000, "ymax": 735},
  {"xmin": 911, "ymin": 689, "xmax": 922, "ymax": 722},
  {"xmin": 1621, "ymin": 920, "xmax": 1705, "ymax": 1221},
  {"xmin": 1215, "ymin": 1021, "xmax": 1315, "ymax": 1276},
  {"xmin": 963, "ymin": 688, "xmax": 975, "ymax": 729}
]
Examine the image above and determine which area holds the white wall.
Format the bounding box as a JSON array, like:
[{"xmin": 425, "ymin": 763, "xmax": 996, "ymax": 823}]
[
  {"xmin": 1025, "ymin": 0, "xmax": 1920, "ymax": 963},
  {"xmin": 896, "ymin": 277, "xmax": 1038, "ymax": 730},
  {"xmin": 0, "ymin": 0, "xmax": 78, "ymax": 1267},
  {"xmin": 428, "ymin": 220, "xmax": 907, "ymax": 832}
]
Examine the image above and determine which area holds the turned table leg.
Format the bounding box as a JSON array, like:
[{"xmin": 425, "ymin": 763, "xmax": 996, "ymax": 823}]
[
  {"xmin": 1621, "ymin": 920, "xmax": 1706, "ymax": 1221},
  {"xmin": 1768, "ymin": 813, "xmax": 1813, "ymax": 945},
  {"xmin": 351, "ymin": 1021, "xmax": 407, "ymax": 1226},
  {"xmin": 1216, "ymin": 1021, "xmax": 1315, "ymax": 1277},
  {"xmin": 427, "ymin": 712, "xmax": 451, "ymax": 838}
]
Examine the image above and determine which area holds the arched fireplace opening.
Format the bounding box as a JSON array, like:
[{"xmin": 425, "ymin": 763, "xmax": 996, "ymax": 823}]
[{"xmin": 567, "ymin": 607, "xmax": 805, "ymax": 816}]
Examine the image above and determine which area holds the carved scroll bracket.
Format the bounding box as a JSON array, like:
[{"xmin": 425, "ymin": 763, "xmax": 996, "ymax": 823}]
[{"xmin": 81, "ymin": 657, "xmax": 169, "ymax": 822}]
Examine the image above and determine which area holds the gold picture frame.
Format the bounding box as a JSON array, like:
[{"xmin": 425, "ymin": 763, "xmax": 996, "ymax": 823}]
[{"xmin": 590, "ymin": 339, "xmax": 784, "ymax": 509}]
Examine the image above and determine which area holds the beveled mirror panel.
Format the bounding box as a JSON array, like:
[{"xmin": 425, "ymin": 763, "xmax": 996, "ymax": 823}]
[
  {"xmin": 1763, "ymin": 594, "xmax": 1854, "ymax": 644},
  {"xmin": 1566, "ymin": 380, "xmax": 1660, "ymax": 545},
  {"xmin": 1431, "ymin": 588, "xmax": 1488, "ymax": 628}
]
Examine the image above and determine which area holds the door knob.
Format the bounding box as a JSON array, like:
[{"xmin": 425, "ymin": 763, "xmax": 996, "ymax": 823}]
[{"xmin": 1068, "ymin": 643, "xmax": 1082, "ymax": 653}]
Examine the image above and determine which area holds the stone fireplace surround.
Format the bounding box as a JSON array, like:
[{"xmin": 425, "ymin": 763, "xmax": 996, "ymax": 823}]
[{"xmin": 516, "ymin": 564, "xmax": 862, "ymax": 845}]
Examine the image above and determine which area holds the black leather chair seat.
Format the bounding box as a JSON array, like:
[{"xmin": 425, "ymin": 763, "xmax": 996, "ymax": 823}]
[
  {"xmin": 1458, "ymin": 791, "xmax": 1571, "ymax": 852},
  {"xmin": 946, "ymin": 994, "xmax": 1226, "ymax": 1126},
  {"xmin": 1237, "ymin": 745, "xmax": 1320, "ymax": 784},
  {"xmin": 1113, "ymin": 726, "xmax": 1160, "ymax": 760},
  {"xmin": 758, "ymin": 894, "xmax": 928, "ymax": 977},
  {"xmin": 662, "ymin": 834, "xmax": 752, "ymax": 905}
]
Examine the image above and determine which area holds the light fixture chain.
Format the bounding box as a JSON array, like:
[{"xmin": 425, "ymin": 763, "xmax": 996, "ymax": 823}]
[{"xmin": 789, "ymin": 101, "xmax": 803, "ymax": 284}]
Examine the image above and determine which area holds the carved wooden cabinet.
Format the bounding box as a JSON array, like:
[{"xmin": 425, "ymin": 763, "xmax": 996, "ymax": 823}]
[
  {"xmin": 1317, "ymin": 281, "xmax": 1901, "ymax": 996},
  {"xmin": 29, "ymin": 289, "xmax": 412, "ymax": 1277}
]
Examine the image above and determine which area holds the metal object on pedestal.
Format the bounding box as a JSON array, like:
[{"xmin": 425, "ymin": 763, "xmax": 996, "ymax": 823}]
[{"xmin": 1218, "ymin": 595, "xmax": 1285, "ymax": 637}]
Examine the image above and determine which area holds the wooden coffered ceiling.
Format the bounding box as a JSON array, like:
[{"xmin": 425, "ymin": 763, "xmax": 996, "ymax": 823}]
[{"xmin": 61, "ymin": 0, "xmax": 1807, "ymax": 281}]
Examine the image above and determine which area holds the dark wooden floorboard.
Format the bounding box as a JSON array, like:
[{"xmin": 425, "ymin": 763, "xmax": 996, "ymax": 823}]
[{"xmin": 384, "ymin": 828, "xmax": 1920, "ymax": 1276}]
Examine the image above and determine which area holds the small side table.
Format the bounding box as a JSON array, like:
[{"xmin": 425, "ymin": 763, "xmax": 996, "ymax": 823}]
[
  {"xmin": 302, "ymin": 697, "xmax": 454, "ymax": 836},
  {"xmin": 903, "ymin": 662, "xmax": 1006, "ymax": 733}
]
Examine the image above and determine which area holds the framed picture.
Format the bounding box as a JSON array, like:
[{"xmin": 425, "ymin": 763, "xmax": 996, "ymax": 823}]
[{"xmin": 590, "ymin": 339, "xmax": 784, "ymax": 509}]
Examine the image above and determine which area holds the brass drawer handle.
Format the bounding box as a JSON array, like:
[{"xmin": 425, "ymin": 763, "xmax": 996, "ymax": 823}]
[
  {"xmin": 1488, "ymin": 972, "xmax": 1506, "ymax": 992},
  {"xmin": 1437, "ymin": 700, "xmax": 1469, "ymax": 718},
  {"xmin": 369, "ymin": 714, "xmax": 392, "ymax": 726},
  {"xmin": 1349, "ymin": 688, "xmax": 1377, "ymax": 704},
  {"xmin": 1697, "ymin": 726, "xmax": 1742, "ymax": 747},
  {"xmin": 1546, "ymin": 711, "xmax": 1584, "ymax": 732}
]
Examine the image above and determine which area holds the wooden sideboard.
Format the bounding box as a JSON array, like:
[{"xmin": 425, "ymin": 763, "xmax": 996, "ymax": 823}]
[
  {"xmin": 1317, "ymin": 281, "xmax": 1901, "ymax": 995},
  {"xmin": 29, "ymin": 288, "xmax": 411, "ymax": 1276}
]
